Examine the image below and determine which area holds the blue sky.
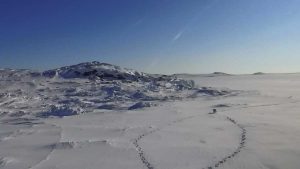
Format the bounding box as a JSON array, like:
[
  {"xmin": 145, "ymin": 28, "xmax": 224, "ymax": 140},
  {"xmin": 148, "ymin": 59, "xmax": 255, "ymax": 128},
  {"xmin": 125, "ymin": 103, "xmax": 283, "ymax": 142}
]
[{"xmin": 1, "ymin": 0, "xmax": 300, "ymax": 74}]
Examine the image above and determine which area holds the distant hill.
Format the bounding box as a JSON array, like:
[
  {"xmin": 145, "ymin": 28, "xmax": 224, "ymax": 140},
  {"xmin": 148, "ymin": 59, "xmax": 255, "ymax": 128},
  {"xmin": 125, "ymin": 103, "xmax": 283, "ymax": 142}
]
[
  {"xmin": 252, "ymin": 72, "xmax": 265, "ymax": 75},
  {"xmin": 174, "ymin": 72, "xmax": 232, "ymax": 78},
  {"xmin": 212, "ymin": 72, "xmax": 231, "ymax": 76}
]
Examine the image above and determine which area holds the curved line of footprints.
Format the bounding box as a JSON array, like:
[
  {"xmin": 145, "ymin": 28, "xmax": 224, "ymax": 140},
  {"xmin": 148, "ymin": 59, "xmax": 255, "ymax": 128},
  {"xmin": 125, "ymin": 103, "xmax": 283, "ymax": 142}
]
[
  {"xmin": 133, "ymin": 112, "xmax": 247, "ymax": 169},
  {"xmin": 132, "ymin": 115, "xmax": 196, "ymax": 169},
  {"xmin": 133, "ymin": 127, "xmax": 159, "ymax": 169},
  {"xmin": 203, "ymin": 116, "xmax": 246, "ymax": 169}
]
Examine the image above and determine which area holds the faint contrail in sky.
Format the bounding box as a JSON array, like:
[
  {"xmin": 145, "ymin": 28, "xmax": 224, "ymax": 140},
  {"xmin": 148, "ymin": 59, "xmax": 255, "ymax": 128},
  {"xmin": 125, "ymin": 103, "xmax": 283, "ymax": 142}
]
[
  {"xmin": 132, "ymin": 17, "xmax": 145, "ymax": 26},
  {"xmin": 173, "ymin": 31, "xmax": 184, "ymax": 41},
  {"xmin": 172, "ymin": 0, "xmax": 220, "ymax": 42}
]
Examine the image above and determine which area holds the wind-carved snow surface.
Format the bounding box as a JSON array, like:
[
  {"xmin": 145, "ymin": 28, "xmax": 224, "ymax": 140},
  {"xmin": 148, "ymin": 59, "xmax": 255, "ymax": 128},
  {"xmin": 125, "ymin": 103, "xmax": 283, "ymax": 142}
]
[{"xmin": 5, "ymin": 62, "xmax": 298, "ymax": 169}]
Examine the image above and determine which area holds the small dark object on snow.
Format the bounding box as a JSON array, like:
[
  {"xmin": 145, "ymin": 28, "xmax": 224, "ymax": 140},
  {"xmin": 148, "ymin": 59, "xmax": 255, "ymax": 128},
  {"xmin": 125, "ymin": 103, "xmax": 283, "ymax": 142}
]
[{"xmin": 209, "ymin": 109, "xmax": 217, "ymax": 114}]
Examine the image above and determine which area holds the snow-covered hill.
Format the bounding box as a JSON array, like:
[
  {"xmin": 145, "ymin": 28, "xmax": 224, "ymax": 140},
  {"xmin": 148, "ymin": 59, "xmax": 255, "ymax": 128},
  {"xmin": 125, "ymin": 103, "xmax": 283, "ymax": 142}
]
[
  {"xmin": 0, "ymin": 61, "xmax": 233, "ymax": 119},
  {"xmin": 42, "ymin": 61, "xmax": 152, "ymax": 81}
]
